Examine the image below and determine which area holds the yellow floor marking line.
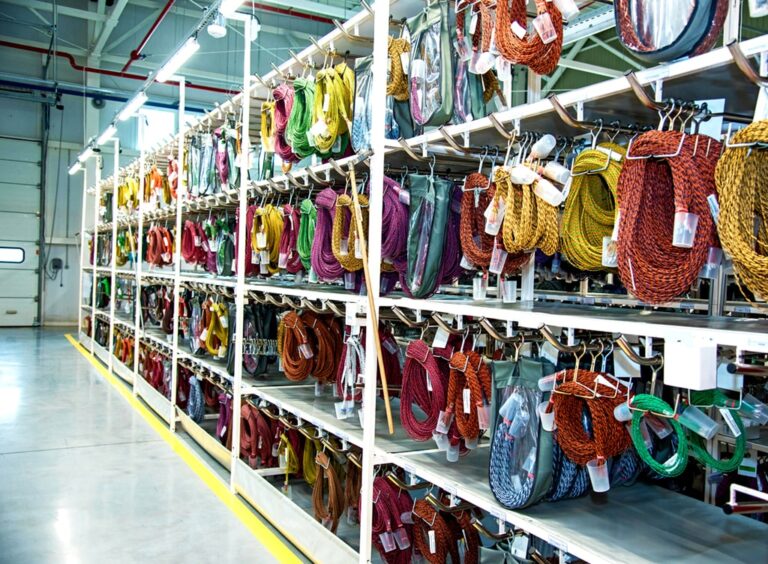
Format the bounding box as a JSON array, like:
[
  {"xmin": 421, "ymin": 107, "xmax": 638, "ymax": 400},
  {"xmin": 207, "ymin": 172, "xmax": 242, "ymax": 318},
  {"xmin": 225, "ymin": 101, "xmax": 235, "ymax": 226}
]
[{"xmin": 65, "ymin": 334, "xmax": 302, "ymax": 564}]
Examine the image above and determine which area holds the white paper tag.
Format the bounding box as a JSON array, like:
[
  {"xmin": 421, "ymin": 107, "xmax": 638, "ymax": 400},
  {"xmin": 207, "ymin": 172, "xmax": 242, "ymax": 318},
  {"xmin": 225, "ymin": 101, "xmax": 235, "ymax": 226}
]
[
  {"xmin": 432, "ymin": 327, "xmax": 450, "ymax": 349},
  {"xmin": 469, "ymin": 13, "xmax": 478, "ymax": 34},
  {"xmin": 323, "ymin": 93, "xmax": 330, "ymax": 113},
  {"xmin": 400, "ymin": 51, "xmax": 410, "ymax": 74},
  {"xmin": 354, "ymin": 238, "xmax": 362, "ymax": 259},
  {"xmin": 428, "ymin": 530, "xmax": 436, "ymax": 554},
  {"xmin": 511, "ymin": 21, "xmax": 527, "ymax": 39},
  {"xmin": 463, "ymin": 387, "xmax": 471, "ymax": 414},
  {"xmin": 426, "ymin": 371, "xmax": 433, "ymax": 392},
  {"xmin": 340, "ymin": 238, "xmax": 349, "ymax": 256},
  {"xmin": 738, "ymin": 457, "xmax": 758, "ymax": 478},
  {"xmin": 256, "ymin": 232, "xmax": 267, "ymax": 248},
  {"xmin": 512, "ymin": 535, "xmax": 530, "ymax": 559}
]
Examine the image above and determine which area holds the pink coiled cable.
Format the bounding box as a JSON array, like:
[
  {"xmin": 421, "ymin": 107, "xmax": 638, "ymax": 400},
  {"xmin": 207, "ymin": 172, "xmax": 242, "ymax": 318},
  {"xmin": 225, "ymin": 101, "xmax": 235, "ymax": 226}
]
[
  {"xmin": 273, "ymin": 84, "xmax": 298, "ymax": 163},
  {"xmin": 279, "ymin": 204, "xmax": 303, "ymax": 274},
  {"xmin": 310, "ymin": 188, "xmax": 345, "ymax": 281}
]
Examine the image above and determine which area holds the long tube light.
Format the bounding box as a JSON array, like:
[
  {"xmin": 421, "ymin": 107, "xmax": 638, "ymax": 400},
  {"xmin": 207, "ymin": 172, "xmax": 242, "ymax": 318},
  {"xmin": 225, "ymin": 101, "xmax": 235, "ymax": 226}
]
[
  {"xmin": 68, "ymin": 162, "xmax": 82, "ymax": 175},
  {"xmin": 77, "ymin": 146, "xmax": 94, "ymax": 163},
  {"xmin": 117, "ymin": 92, "xmax": 148, "ymax": 121},
  {"xmin": 156, "ymin": 36, "xmax": 200, "ymax": 83},
  {"xmin": 96, "ymin": 124, "xmax": 117, "ymax": 146},
  {"xmin": 219, "ymin": 0, "xmax": 245, "ymax": 17}
]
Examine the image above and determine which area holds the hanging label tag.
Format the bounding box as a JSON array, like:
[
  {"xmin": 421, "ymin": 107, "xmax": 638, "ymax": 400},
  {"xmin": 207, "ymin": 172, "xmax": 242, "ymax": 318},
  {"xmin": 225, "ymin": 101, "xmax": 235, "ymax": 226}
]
[
  {"xmin": 382, "ymin": 336, "xmax": 399, "ymax": 355},
  {"xmin": 394, "ymin": 527, "xmax": 410, "ymax": 550},
  {"xmin": 512, "ymin": 534, "xmax": 530, "ymax": 559},
  {"xmin": 251, "ymin": 249, "xmax": 260, "ymax": 264},
  {"xmin": 533, "ymin": 13, "xmax": 557, "ymax": 44},
  {"xmin": 425, "ymin": 371, "xmax": 433, "ymax": 392},
  {"xmin": 489, "ymin": 241, "xmax": 508, "ymax": 274},
  {"xmin": 194, "ymin": 235, "xmax": 201, "ymax": 247},
  {"xmin": 298, "ymin": 343, "xmax": 314, "ymax": 359},
  {"xmin": 256, "ymin": 232, "xmax": 267, "ymax": 248},
  {"xmin": 720, "ymin": 408, "xmax": 741, "ymax": 437},
  {"xmin": 259, "ymin": 263, "xmax": 269, "ymax": 275},
  {"xmin": 400, "ymin": 51, "xmax": 410, "ymax": 74},
  {"xmin": 484, "ymin": 198, "xmax": 506, "ymax": 236},
  {"xmin": 335, "ymin": 401, "xmax": 353, "ymax": 420},
  {"xmin": 332, "ymin": 135, "xmax": 342, "ymax": 154},
  {"xmin": 428, "ymin": 530, "xmax": 437, "ymax": 554},
  {"xmin": 379, "ymin": 532, "xmax": 396, "ymax": 553},
  {"xmin": 707, "ymin": 194, "xmax": 720, "ymax": 225},
  {"xmin": 436, "ymin": 410, "xmax": 454, "ymax": 434},
  {"xmin": 308, "ymin": 268, "xmax": 318, "ymax": 283},
  {"xmin": 217, "ymin": 345, "xmax": 227, "ymax": 358},
  {"xmin": 460, "ymin": 255, "xmax": 474, "ymax": 271},
  {"xmin": 463, "ymin": 388, "xmax": 472, "ymax": 414},
  {"xmin": 469, "ymin": 12, "xmax": 479, "ymax": 35},
  {"xmin": 278, "ymin": 252, "xmax": 288, "ymax": 269},
  {"xmin": 511, "ymin": 21, "xmax": 527, "ymax": 39},
  {"xmin": 398, "ymin": 189, "xmax": 410, "ymax": 205},
  {"xmin": 477, "ymin": 404, "xmax": 490, "ymax": 430},
  {"xmin": 323, "ymin": 93, "xmax": 330, "ymax": 113},
  {"xmin": 200, "ymin": 328, "xmax": 208, "ymax": 341},
  {"xmin": 340, "ymin": 238, "xmax": 349, "ymax": 256},
  {"xmin": 611, "ymin": 210, "xmax": 621, "ymax": 241},
  {"xmin": 272, "ymin": 443, "xmax": 279, "ymax": 457},
  {"xmin": 315, "ymin": 381, "xmax": 324, "ymax": 397},
  {"xmin": 344, "ymin": 271, "xmax": 356, "ymax": 290},
  {"xmin": 354, "ymin": 238, "xmax": 363, "ymax": 259},
  {"xmin": 220, "ymin": 315, "xmax": 228, "ymax": 329},
  {"xmin": 645, "ymin": 414, "xmax": 673, "ymax": 439},
  {"xmin": 432, "ymin": 327, "xmax": 450, "ymax": 349},
  {"xmin": 260, "ymin": 250, "xmax": 270, "ymax": 263},
  {"xmin": 739, "ymin": 457, "xmax": 758, "ymax": 478}
]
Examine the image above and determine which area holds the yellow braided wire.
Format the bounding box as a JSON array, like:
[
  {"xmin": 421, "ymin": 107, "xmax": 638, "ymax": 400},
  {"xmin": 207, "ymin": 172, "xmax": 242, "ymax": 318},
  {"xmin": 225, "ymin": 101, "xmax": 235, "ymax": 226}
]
[
  {"xmin": 331, "ymin": 193, "xmax": 368, "ymax": 272},
  {"xmin": 252, "ymin": 204, "xmax": 284, "ymax": 274},
  {"xmin": 387, "ymin": 36, "xmax": 411, "ymax": 102},
  {"xmin": 496, "ymin": 166, "xmax": 559, "ymax": 256},
  {"xmin": 312, "ymin": 64, "xmax": 354, "ymax": 153},
  {"xmin": 715, "ymin": 121, "xmax": 768, "ymax": 303},
  {"xmin": 205, "ymin": 302, "xmax": 229, "ymax": 356},
  {"xmin": 303, "ymin": 438, "xmax": 321, "ymax": 486},
  {"xmin": 560, "ymin": 143, "xmax": 625, "ymax": 271},
  {"xmin": 278, "ymin": 432, "xmax": 300, "ymax": 487},
  {"xmin": 276, "ymin": 317, "xmax": 285, "ymax": 357},
  {"xmin": 260, "ymin": 101, "xmax": 276, "ymax": 153}
]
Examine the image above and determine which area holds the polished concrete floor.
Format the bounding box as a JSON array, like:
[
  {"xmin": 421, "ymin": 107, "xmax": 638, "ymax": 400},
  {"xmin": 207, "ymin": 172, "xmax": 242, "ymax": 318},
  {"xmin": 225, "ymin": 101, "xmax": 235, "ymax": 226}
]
[{"xmin": 0, "ymin": 329, "xmax": 294, "ymax": 563}]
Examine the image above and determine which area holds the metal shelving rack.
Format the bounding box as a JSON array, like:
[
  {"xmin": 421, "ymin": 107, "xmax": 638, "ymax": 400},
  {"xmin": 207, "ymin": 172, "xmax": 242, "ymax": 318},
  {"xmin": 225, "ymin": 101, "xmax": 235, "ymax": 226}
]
[{"xmin": 76, "ymin": 1, "xmax": 768, "ymax": 562}]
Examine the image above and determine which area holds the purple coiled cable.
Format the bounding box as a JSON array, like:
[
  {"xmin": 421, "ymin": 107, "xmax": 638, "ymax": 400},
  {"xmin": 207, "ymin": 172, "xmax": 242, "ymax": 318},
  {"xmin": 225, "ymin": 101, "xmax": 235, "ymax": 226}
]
[
  {"xmin": 273, "ymin": 84, "xmax": 298, "ymax": 163},
  {"xmin": 311, "ymin": 188, "xmax": 345, "ymax": 281}
]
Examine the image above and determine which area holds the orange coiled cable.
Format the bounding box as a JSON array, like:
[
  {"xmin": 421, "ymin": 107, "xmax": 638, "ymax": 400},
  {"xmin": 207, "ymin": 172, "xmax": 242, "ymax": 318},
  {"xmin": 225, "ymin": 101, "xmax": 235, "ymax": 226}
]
[
  {"xmin": 495, "ymin": 0, "xmax": 563, "ymax": 75},
  {"xmin": 412, "ymin": 499, "xmax": 459, "ymax": 564},
  {"xmin": 280, "ymin": 311, "xmax": 313, "ymax": 381},
  {"xmin": 302, "ymin": 312, "xmax": 340, "ymax": 384},
  {"xmin": 616, "ymin": 131, "xmax": 721, "ymax": 303},
  {"xmin": 312, "ymin": 450, "xmax": 345, "ymax": 533},
  {"xmin": 446, "ymin": 351, "xmax": 492, "ymax": 442},
  {"xmin": 551, "ymin": 370, "xmax": 631, "ymax": 465}
]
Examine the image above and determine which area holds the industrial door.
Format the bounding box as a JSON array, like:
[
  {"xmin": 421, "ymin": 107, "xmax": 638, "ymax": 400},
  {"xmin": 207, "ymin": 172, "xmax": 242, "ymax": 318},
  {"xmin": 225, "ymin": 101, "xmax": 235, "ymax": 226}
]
[{"xmin": 0, "ymin": 137, "xmax": 40, "ymax": 326}]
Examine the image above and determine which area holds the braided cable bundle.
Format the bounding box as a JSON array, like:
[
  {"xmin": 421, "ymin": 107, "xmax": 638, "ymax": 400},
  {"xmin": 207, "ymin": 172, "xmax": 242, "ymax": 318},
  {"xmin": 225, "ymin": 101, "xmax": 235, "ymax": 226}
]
[
  {"xmin": 273, "ymin": 84, "xmax": 298, "ymax": 163},
  {"xmin": 332, "ymin": 193, "xmax": 368, "ymax": 272},
  {"xmin": 286, "ymin": 77, "xmax": 317, "ymax": 159},
  {"xmin": 412, "ymin": 499, "xmax": 459, "ymax": 564},
  {"xmin": 279, "ymin": 204, "xmax": 303, "ymax": 274},
  {"xmin": 494, "ymin": 167, "xmax": 559, "ymax": 257},
  {"xmin": 495, "ymin": 0, "xmax": 563, "ymax": 75},
  {"xmin": 311, "ymin": 188, "xmax": 345, "ymax": 281},
  {"xmin": 401, "ymin": 340, "xmax": 448, "ymax": 441},
  {"xmin": 629, "ymin": 394, "xmax": 689, "ymax": 478},
  {"xmin": 387, "ymin": 37, "xmax": 411, "ymax": 101},
  {"xmin": 552, "ymin": 370, "xmax": 631, "ymax": 467},
  {"xmin": 446, "ymin": 351, "xmax": 491, "ymax": 442},
  {"xmin": 561, "ymin": 143, "xmax": 625, "ymax": 271},
  {"xmin": 369, "ymin": 476, "xmax": 413, "ymax": 564},
  {"xmin": 715, "ymin": 121, "xmax": 768, "ymax": 302},
  {"xmin": 616, "ymin": 132, "xmax": 721, "ymax": 303},
  {"xmin": 280, "ymin": 311, "xmax": 314, "ymax": 381},
  {"xmin": 297, "ymin": 198, "xmax": 317, "ymax": 271}
]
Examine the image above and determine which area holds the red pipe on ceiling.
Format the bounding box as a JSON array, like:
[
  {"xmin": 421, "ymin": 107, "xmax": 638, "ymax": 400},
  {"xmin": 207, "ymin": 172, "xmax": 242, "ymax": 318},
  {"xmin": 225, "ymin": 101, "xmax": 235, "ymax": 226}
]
[
  {"xmin": 0, "ymin": 40, "xmax": 234, "ymax": 95},
  {"xmin": 246, "ymin": 2, "xmax": 335, "ymax": 25},
  {"xmin": 122, "ymin": 0, "xmax": 176, "ymax": 73}
]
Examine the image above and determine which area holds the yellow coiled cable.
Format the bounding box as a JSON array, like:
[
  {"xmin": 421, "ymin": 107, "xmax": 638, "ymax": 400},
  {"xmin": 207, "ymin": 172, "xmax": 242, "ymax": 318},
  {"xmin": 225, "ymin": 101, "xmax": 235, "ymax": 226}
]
[
  {"xmin": 495, "ymin": 166, "xmax": 559, "ymax": 256},
  {"xmin": 278, "ymin": 432, "xmax": 300, "ymax": 488},
  {"xmin": 331, "ymin": 193, "xmax": 368, "ymax": 272},
  {"xmin": 313, "ymin": 64, "xmax": 354, "ymax": 153},
  {"xmin": 303, "ymin": 437, "xmax": 321, "ymax": 486},
  {"xmin": 261, "ymin": 101, "xmax": 276, "ymax": 153},
  {"xmin": 560, "ymin": 143, "xmax": 625, "ymax": 271},
  {"xmin": 252, "ymin": 204, "xmax": 284, "ymax": 274},
  {"xmin": 205, "ymin": 302, "xmax": 229, "ymax": 357},
  {"xmin": 387, "ymin": 37, "xmax": 411, "ymax": 102}
]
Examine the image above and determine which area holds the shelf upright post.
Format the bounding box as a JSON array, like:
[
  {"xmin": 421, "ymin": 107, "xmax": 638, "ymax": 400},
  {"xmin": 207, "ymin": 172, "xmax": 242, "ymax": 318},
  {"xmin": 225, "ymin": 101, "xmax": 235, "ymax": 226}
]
[
  {"xmin": 90, "ymin": 156, "xmax": 102, "ymax": 354},
  {"xmin": 77, "ymin": 165, "xmax": 89, "ymax": 340},
  {"xmin": 169, "ymin": 77, "xmax": 186, "ymax": 430},
  {"xmin": 133, "ymin": 117, "xmax": 148, "ymax": 394},
  {"xmin": 107, "ymin": 139, "xmax": 120, "ymax": 375},
  {"xmin": 229, "ymin": 13, "xmax": 252, "ymax": 491},
  {"xmin": 358, "ymin": 0, "xmax": 391, "ymax": 561}
]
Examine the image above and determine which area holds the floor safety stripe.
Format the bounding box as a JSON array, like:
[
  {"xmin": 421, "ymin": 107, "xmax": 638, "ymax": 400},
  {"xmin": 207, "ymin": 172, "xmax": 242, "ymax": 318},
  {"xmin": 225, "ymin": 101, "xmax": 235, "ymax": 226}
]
[{"xmin": 65, "ymin": 334, "xmax": 302, "ymax": 564}]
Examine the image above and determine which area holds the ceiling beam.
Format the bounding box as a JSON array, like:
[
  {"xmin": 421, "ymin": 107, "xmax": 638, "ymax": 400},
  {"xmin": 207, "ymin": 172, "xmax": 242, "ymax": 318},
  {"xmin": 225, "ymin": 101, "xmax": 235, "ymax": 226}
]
[
  {"xmin": 556, "ymin": 59, "xmax": 624, "ymax": 78},
  {"xmin": 588, "ymin": 36, "xmax": 645, "ymax": 71},
  {"xmin": 2, "ymin": 0, "xmax": 108, "ymax": 23},
  {"xmin": 92, "ymin": 0, "xmax": 131, "ymax": 57},
  {"xmin": 252, "ymin": 0, "xmax": 353, "ymax": 20},
  {"xmin": 542, "ymin": 38, "xmax": 589, "ymax": 97}
]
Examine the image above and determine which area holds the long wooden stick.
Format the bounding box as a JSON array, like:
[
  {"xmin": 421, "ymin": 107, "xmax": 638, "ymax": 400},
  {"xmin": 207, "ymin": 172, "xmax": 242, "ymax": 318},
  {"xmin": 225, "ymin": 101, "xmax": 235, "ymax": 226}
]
[{"xmin": 348, "ymin": 164, "xmax": 394, "ymax": 435}]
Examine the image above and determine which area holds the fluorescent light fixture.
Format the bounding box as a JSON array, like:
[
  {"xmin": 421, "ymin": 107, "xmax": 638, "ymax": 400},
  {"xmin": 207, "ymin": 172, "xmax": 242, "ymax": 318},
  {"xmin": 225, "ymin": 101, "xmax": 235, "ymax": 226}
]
[
  {"xmin": 219, "ymin": 0, "xmax": 245, "ymax": 17},
  {"xmin": 118, "ymin": 92, "xmax": 148, "ymax": 121},
  {"xmin": 68, "ymin": 162, "xmax": 82, "ymax": 175},
  {"xmin": 96, "ymin": 124, "xmax": 117, "ymax": 146},
  {"xmin": 208, "ymin": 13, "xmax": 227, "ymax": 39},
  {"xmin": 77, "ymin": 146, "xmax": 94, "ymax": 163},
  {"xmin": 155, "ymin": 36, "xmax": 200, "ymax": 83}
]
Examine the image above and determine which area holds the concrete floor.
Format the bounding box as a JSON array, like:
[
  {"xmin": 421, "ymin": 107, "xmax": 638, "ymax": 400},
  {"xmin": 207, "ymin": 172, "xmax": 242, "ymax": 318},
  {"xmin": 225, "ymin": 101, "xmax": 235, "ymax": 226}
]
[{"xmin": 0, "ymin": 328, "xmax": 295, "ymax": 563}]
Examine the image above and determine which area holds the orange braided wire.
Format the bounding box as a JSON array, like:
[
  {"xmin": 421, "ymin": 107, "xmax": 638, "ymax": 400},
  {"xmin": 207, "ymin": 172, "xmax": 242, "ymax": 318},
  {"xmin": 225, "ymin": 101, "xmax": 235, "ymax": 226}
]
[
  {"xmin": 495, "ymin": 0, "xmax": 563, "ymax": 75},
  {"xmin": 552, "ymin": 370, "xmax": 631, "ymax": 465},
  {"xmin": 280, "ymin": 311, "xmax": 313, "ymax": 381},
  {"xmin": 412, "ymin": 499, "xmax": 458, "ymax": 564},
  {"xmin": 447, "ymin": 351, "xmax": 492, "ymax": 441}
]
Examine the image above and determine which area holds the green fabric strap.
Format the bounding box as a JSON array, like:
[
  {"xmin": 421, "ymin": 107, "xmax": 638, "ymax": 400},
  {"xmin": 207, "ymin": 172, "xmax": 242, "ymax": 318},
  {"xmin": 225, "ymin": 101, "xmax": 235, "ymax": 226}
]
[
  {"xmin": 297, "ymin": 198, "xmax": 317, "ymax": 271},
  {"xmin": 286, "ymin": 78, "xmax": 317, "ymax": 159}
]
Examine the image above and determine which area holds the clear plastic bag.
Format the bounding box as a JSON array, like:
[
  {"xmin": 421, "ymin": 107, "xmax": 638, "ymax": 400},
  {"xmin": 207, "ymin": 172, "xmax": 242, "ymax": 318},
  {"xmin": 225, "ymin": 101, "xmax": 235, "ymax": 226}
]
[
  {"xmin": 410, "ymin": 21, "xmax": 443, "ymax": 126},
  {"xmin": 629, "ymin": 0, "xmax": 695, "ymax": 50}
]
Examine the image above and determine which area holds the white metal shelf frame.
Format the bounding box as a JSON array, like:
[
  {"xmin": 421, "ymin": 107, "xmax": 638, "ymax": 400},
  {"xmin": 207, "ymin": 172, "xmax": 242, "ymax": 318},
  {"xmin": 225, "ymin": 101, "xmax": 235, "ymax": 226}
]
[{"xmin": 76, "ymin": 3, "xmax": 768, "ymax": 563}]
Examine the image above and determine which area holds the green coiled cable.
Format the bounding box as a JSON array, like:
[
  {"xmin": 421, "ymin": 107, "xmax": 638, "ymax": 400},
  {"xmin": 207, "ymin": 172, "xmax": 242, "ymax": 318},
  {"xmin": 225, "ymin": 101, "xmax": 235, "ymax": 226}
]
[
  {"xmin": 297, "ymin": 198, "xmax": 317, "ymax": 271},
  {"xmin": 630, "ymin": 394, "xmax": 689, "ymax": 478},
  {"xmin": 688, "ymin": 389, "xmax": 746, "ymax": 473},
  {"xmin": 286, "ymin": 78, "xmax": 317, "ymax": 159}
]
